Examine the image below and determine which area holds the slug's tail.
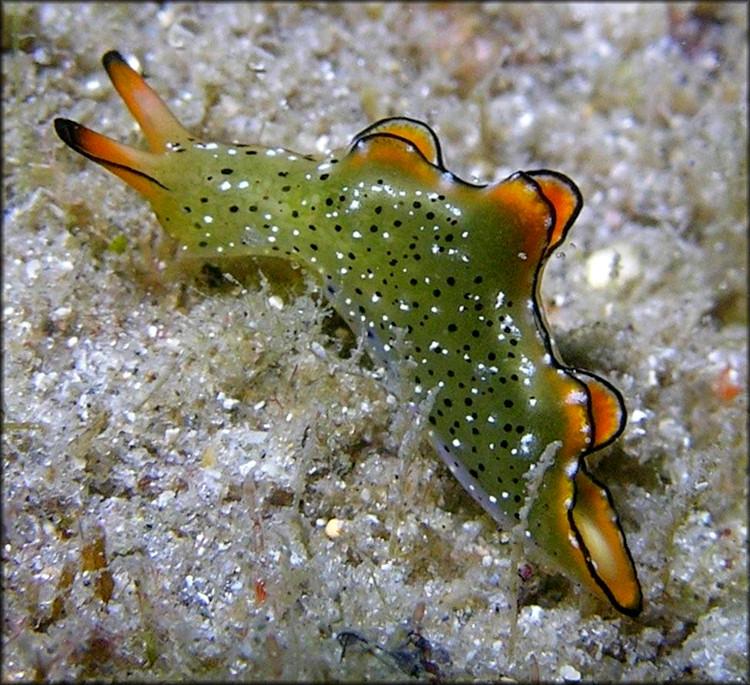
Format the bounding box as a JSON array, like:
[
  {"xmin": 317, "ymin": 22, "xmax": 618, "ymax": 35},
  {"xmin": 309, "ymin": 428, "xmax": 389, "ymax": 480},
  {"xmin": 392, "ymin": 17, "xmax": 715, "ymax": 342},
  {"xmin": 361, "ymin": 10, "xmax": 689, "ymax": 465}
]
[
  {"xmin": 54, "ymin": 50, "xmax": 191, "ymax": 199},
  {"xmin": 570, "ymin": 467, "xmax": 643, "ymax": 616},
  {"xmin": 531, "ymin": 454, "xmax": 643, "ymax": 617}
]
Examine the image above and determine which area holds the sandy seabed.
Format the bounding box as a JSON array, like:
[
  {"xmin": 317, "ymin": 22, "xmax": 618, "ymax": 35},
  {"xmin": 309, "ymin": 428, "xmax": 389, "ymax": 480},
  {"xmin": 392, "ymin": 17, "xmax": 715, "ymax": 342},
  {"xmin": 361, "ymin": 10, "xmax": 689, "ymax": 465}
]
[{"xmin": 3, "ymin": 3, "xmax": 747, "ymax": 681}]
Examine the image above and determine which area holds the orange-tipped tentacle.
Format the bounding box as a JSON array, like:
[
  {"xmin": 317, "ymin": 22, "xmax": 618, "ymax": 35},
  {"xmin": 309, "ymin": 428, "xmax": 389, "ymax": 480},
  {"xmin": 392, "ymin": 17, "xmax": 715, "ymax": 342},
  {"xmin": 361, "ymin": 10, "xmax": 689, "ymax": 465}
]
[
  {"xmin": 102, "ymin": 50, "xmax": 189, "ymax": 152},
  {"xmin": 54, "ymin": 118, "xmax": 167, "ymax": 200}
]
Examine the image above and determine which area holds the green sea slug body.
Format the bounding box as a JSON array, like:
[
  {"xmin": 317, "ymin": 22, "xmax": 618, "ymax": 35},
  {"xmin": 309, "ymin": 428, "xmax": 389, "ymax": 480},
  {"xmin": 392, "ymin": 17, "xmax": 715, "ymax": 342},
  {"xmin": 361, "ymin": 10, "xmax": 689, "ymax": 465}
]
[{"xmin": 55, "ymin": 50, "xmax": 642, "ymax": 616}]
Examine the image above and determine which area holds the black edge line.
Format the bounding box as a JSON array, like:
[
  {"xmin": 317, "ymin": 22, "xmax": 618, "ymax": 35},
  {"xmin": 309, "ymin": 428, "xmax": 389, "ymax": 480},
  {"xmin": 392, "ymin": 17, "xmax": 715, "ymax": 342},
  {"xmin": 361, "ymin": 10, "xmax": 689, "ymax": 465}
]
[{"xmin": 351, "ymin": 116, "xmax": 445, "ymax": 169}]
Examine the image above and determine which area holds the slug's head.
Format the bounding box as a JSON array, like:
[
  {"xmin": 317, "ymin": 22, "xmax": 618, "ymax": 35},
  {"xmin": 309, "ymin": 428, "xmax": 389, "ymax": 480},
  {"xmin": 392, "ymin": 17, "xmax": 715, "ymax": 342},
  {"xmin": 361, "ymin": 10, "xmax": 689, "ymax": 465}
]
[{"xmin": 54, "ymin": 50, "xmax": 190, "ymax": 204}]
